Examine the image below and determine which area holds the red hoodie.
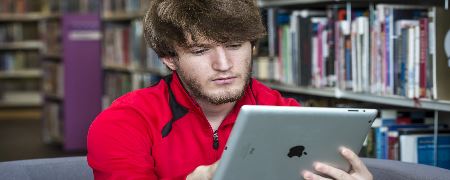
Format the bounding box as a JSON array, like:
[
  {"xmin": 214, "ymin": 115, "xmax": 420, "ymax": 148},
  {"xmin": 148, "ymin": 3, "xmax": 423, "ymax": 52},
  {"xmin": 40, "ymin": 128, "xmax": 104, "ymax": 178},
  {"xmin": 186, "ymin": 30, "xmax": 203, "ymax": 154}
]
[{"xmin": 87, "ymin": 72, "xmax": 300, "ymax": 179}]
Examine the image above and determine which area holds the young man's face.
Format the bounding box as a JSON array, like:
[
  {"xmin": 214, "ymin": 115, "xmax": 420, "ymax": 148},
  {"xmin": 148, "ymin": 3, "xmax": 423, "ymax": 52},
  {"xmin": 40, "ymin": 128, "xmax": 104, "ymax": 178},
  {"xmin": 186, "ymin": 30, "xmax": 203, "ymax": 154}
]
[{"xmin": 164, "ymin": 40, "xmax": 253, "ymax": 105}]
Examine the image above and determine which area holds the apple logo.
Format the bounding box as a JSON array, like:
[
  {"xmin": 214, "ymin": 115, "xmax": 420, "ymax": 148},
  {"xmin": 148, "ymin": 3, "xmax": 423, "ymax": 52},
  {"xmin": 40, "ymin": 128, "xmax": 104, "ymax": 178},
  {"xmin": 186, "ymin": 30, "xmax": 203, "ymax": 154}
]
[{"xmin": 287, "ymin": 145, "xmax": 307, "ymax": 158}]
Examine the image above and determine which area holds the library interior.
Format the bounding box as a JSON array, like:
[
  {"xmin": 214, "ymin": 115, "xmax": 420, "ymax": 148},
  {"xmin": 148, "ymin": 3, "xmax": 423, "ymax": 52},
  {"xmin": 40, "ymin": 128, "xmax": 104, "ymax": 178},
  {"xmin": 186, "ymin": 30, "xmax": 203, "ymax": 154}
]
[{"xmin": 1, "ymin": 0, "xmax": 450, "ymax": 178}]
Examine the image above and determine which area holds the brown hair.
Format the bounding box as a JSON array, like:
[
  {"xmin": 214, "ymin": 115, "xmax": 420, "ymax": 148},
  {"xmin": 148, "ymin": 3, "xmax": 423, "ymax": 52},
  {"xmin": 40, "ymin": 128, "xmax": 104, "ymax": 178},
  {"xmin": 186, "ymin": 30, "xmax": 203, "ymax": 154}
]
[{"xmin": 143, "ymin": 0, "xmax": 266, "ymax": 57}]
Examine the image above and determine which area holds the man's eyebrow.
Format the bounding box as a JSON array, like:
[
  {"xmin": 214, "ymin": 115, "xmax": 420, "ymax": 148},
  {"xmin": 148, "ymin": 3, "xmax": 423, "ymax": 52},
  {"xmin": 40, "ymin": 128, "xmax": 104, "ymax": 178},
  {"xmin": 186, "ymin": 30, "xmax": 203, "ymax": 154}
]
[{"xmin": 187, "ymin": 43, "xmax": 215, "ymax": 48}]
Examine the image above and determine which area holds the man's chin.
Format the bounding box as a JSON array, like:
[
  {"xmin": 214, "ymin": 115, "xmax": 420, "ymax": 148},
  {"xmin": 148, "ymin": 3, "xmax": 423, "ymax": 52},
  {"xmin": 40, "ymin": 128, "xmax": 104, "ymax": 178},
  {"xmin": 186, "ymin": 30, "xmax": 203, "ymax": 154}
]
[{"xmin": 202, "ymin": 89, "xmax": 245, "ymax": 105}]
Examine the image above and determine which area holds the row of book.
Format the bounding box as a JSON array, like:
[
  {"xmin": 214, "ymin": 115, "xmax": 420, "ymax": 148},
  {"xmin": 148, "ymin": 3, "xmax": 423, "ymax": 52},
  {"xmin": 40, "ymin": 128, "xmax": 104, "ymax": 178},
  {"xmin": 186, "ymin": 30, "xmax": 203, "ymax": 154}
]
[
  {"xmin": 102, "ymin": 72, "xmax": 161, "ymax": 108},
  {"xmin": 0, "ymin": 0, "xmax": 41, "ymax": 14},
  {"xmin": 41, "ymin": 0, "xmax": 60, "ymax": 14},
  {"xmin": 102, "ymin": 0, "xmax": 147, "ymax": 15},
  {"xmin": 0, "ymin": 22, "xmax": 40, "ymax": 43},
  {"xmin": 0, "ymin": 51, "xmax": 40, "ymax": 71},
  {"xmin": 103, "ymin": 22, "xmax": 137, "ymax": 68},
  {"xmin": 2, "ymin": 0, "xmax": 146, "ymax": 15},
  {"xmin": 371, "ymin": 5, "xmax": 433, "ymax": 99},
  {"xmin": 258, "ymin": 5, "xmax": 447, "ymax": 100},
  {"xmin": 0, "ymin": 79, "xmax": 40, "ymax": 92},
  {"xmin": 364, "ymin": 109, "xmax": 450, "ymax": 169},
  {"xmin": 41, "ymin": 20, "xmax": 61, "ymax": 55},
  {"xmin": 103, "ymin": 20, "xmax": 168, "ymax": 73},
  {"xmin": 42, "ymin": 61, "xmax": 63, "ymax": 97},
  {"xmin": 61, "ymin": 0, "xmax": 100, "ymax": 13}
]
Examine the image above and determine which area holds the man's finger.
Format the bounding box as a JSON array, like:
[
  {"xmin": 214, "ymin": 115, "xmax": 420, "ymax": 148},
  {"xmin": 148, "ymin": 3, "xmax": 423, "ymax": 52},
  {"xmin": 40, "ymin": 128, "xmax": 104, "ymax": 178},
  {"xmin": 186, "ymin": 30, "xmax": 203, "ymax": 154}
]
[
  {"xmin": 313, "ymin": 162, "xmax": 352, "ymax": 180},
  {"xmin": 301, "ymin": 170, "xmax": 332, "ymax": 180},
  {"xmin": 340, "ymin": 147, "xmax": 368, "ymax": 173}
]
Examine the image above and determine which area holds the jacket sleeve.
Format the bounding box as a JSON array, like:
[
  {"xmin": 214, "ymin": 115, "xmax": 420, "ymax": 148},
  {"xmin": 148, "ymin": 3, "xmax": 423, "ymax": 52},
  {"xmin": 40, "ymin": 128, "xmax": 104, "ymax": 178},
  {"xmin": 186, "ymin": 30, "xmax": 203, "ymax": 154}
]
[{"xmin": 87, "ymin": 106, "xmax": 157, "ymax": 180}]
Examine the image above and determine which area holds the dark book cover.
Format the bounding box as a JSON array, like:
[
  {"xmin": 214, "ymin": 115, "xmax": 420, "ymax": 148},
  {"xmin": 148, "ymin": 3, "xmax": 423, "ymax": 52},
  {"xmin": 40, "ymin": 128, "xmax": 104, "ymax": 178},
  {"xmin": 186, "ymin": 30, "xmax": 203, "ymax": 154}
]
[{"xmin": 298, "ymin": 15, "xmax": 312, "ymax": 86}]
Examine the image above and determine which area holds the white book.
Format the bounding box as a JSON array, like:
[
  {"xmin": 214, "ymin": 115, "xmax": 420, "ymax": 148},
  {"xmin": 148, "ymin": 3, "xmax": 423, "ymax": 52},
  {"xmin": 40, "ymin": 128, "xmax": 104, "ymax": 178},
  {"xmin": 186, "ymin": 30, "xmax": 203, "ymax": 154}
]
[
  {"xmin": 414, "ymin": 25, "xmax": 421, "ymax": 98},
  {"xmin": 399, "ymin": 134, "xmax": 419, "ymax": 163},
  {"xmin": 361, "ymin": 17, "xmax": 370, "ymax": 93},
  {"xmin": 321, "ymin": 28, "xmax": 328, "ymax": 87},
  {"xmin": 312, "ymin": 35, "xmax": 318, "ymax": 87},
  {"xmin": 351, "ymin": 21, "xmax": 357, "ymax": 92},
  {"xmin": 388, "ymin": 7, "xmax": 395, "ymax": 96},
  {"xmin": 407, "ymin": 27, "xmax": 415, "ymax": 99},
  {"xmin": 428, "ymin": 20, "xmax": 436, "ymax": 99}
]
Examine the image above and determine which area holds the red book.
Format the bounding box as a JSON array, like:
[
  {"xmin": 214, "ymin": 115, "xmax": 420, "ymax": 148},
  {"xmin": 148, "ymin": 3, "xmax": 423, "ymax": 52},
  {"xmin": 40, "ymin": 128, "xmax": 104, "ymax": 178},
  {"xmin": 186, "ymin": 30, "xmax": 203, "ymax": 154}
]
[
  {"xmin": 419, "ymin": 18, "xmax": 428, "ymax": 98},
  {"xmin": 337, "ymin": 9, "xmax": 346, "ymax": 21}
]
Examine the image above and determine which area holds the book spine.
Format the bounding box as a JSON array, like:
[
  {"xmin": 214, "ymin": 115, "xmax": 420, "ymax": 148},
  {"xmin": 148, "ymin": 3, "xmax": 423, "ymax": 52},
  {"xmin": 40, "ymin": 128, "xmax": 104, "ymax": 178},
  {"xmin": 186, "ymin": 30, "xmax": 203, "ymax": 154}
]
[{"xmin": 419, "ymin": 18, "xmax": 428, "ymax": 98}]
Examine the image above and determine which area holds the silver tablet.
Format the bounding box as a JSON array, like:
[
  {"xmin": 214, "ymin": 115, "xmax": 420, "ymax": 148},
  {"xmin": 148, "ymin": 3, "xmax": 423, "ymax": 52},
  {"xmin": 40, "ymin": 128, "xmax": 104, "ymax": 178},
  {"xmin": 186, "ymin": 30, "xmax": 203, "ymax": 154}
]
[{"xmin": 213, "ymin": 105, "xmax": 377, "ymax": 180}]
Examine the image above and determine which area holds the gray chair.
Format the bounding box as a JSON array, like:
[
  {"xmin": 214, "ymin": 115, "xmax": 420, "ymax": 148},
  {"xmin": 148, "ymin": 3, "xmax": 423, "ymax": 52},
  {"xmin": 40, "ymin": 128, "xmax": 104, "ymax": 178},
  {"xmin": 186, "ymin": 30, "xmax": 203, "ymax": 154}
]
[
  {"xmin": 1, "ymin": 156, "xmax": 450, "ymax": 179},
  {"xmin": 0, "ymin": 156, "xmax": 93, "ymax": 180},
  {"xmin": 362, "ymin": 158, "xmax": 450, "ymax": 180}
]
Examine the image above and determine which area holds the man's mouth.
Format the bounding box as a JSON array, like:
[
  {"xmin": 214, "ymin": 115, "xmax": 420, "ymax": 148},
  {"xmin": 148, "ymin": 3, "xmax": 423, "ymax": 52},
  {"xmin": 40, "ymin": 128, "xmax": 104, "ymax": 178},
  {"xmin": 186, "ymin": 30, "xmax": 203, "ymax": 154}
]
[{"xmin": 212, "ymin": 76, "xmax": 237, "ymax": 84}]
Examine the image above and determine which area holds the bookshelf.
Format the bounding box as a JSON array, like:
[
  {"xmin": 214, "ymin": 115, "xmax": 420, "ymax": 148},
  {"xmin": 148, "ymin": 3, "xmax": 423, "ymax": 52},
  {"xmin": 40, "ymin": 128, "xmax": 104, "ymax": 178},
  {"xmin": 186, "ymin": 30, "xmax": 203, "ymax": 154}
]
[
  {"xmin": 257, "ymin": 0, "xmax": 450, "ymax": 168},
  {"xmin": 37, "ymin": 0, "xmax": 103, "ymax": 150},
  {"xmin": 0, "ymin": 41, "xmax": 43, "ymax": 50},
  {"xmin": 265, "ymin": 82, "xmax": 450, "ymax": 112},
  {"xmin": 0, "ymin": 13, "xmax": 61, "ymax": 21},
  {"xmin": 100, "ymin": 0, "xmax": 169, "ymax": 109},
  {"xmin": 0, "ymin": 69, "xmax": 42, "ymax": 79},
  {"xmin": 258, "ymin": 0, "xmax": 448, "ymax": 7},
  {"xmin": 0, "ymin": 1, "xmax": 48, "ymax": 120}
]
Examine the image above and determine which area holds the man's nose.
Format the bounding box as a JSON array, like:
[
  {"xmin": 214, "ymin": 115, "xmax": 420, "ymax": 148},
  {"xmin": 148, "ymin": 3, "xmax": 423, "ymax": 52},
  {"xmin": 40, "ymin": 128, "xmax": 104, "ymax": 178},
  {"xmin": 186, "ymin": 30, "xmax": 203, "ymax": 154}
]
[{"xmin": 211, "ymin": 46, "xmax": 233, "ymax": 71}]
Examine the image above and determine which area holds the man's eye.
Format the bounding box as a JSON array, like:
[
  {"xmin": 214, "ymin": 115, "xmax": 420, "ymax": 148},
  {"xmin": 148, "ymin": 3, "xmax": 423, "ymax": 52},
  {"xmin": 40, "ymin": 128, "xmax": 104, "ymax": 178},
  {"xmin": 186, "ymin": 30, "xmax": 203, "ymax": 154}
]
[
  {"xmin": 226, "ymin": 44, "xmax": 242, "ymax": 49},
  {"xmin": 191, "ymin": 48, "xmax": 208, "ymax": 55}
]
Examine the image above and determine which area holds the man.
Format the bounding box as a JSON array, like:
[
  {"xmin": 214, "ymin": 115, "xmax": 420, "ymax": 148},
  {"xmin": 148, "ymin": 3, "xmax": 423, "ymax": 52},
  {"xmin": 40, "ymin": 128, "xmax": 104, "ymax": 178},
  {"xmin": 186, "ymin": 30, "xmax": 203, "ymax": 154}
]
[{"xmin": 87, "ymin": 0, "xmax": 373, "ymax": 179}]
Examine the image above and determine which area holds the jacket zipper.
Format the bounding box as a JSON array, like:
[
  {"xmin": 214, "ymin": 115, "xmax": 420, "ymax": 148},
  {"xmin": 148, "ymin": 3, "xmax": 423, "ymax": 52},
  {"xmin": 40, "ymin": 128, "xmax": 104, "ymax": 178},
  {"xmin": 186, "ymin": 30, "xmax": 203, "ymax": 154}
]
[{"xmin": 213, "ymin": 130, "xmax": 219, "ymax": 150}]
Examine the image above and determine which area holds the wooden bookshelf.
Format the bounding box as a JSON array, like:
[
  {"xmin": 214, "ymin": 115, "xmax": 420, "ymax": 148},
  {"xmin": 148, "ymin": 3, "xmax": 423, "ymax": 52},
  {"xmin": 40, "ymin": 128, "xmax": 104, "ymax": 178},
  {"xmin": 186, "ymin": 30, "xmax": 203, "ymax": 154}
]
[
  {"xmin": 0, "ymin": 108, "xmax": 42, "ymax": 120},
  {"xmin": 258, "ymin": 0, "xmax": 446, "ymax": 7},
  {"xmin": 258, "ymin": 0, "xmax": 331, "ymax": 7},
  {"xmin": 0, "ymin": 102, "xmax": 43, "ymax": 108},
  {"xmin": 0, "ymin": 13, "xmax": 52, "ymax": 21},
  {"xmin": 0, "ymin": 91, "xmax": 42, "ymax": 108},
  {"xmin": 0, "ymin": 70, "xmax": 43, "ymax": 79},
  {"xmin": 258, "ymin": 0, "xmax": 450, "ymax": 167},
  {"xmin": 0, "ymin": 41, "xmax": 43, "ymax": 50},
  {"xmin": 257, "ymin": 1, "xmax": 450, "ymax": 104},
  {"xmin": 265, "ymin": 83, "xmax": 450, "ymax": 112}
]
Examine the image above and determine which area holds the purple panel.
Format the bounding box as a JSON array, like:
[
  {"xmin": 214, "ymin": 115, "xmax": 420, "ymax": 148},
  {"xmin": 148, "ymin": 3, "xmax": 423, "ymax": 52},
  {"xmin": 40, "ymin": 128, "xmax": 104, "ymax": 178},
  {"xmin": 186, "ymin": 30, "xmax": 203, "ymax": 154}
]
[{"xmin": 63, "ymin": 14, "xmax": 102, "ymax": 151}]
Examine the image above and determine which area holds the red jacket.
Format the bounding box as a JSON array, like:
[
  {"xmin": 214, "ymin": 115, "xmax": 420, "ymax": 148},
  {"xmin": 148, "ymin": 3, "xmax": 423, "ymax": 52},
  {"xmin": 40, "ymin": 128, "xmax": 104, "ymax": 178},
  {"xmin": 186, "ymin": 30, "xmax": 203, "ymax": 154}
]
[{"xmin": 87, "ymin": 72, "xmax": 300, "ymax": 179}]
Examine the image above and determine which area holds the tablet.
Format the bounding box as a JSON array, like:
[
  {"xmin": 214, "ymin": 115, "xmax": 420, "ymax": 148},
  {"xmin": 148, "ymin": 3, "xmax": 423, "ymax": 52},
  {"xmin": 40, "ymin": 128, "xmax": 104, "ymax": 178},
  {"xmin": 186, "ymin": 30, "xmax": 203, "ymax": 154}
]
[{"xmin": 213, "ymin": 105, "xmax": 377, "ymax": 180}]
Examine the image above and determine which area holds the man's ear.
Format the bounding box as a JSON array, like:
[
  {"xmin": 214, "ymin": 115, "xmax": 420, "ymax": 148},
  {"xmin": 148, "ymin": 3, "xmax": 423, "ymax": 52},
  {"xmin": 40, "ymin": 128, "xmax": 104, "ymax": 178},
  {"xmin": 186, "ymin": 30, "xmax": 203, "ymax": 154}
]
[{"xmin": 162, "ymin": 57, "xmax": 177, "ymax": 71}]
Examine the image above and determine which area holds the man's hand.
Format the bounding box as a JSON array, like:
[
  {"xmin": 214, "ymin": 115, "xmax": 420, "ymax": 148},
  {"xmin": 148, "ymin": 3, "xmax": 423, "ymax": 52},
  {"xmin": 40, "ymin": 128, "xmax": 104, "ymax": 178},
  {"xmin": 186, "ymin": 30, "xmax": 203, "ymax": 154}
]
[
  {"xmin": 186, "ymin": 160, "xmax": 220, "ymax": 180},
  {"xmin": 301, "ymin": 147, "xmax": 373, "ymax": 180}
]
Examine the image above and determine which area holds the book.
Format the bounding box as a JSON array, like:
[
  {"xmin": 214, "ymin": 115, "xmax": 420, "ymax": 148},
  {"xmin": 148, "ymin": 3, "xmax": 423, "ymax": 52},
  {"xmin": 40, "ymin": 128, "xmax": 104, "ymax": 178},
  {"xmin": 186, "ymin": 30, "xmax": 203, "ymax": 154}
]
[
  {"xmin": 42, "ymin": 20, "xmax": 61, "ymax": 55},
  {"xmin": 102, "ymin": 0, "xmax": 146, "ymax": 16},
  {"xmin": 43, "ymin": 61, "xmax": 64, "ymax": 97},
  {"xmin": 400, "ymin": 134, "xmax": 450, "ymax": 170}
]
